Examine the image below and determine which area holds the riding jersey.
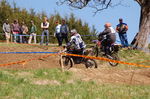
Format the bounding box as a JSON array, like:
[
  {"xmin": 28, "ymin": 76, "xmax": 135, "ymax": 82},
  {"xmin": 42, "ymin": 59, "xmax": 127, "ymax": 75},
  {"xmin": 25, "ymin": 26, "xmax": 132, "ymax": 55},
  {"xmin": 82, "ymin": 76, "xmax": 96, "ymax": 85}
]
[
  {"xmin": 99, "ymin": 26, "xmax": 116, "ymax": 41},
  {"xmin": 70, "ymin": 33, "xmax": 86, "ymax": 50}
]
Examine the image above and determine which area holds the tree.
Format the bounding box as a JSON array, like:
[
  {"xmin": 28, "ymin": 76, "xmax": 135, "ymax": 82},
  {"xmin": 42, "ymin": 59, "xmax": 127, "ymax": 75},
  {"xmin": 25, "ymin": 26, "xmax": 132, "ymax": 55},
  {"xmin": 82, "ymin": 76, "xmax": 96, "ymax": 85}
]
[
  {"xmin": 0, "ymin": 0, "xmax": 96, "ymax": 43},
  {"xmin": 131, "ymin": 0, "xmax": 150, "ymax": 51},
  {"xmin": 68, "ymin": 13, "xmax": 76, "ymax": 29},
  {"xmin": 57, "ymin": 0, "xmax": 150, "ymax": 50}
]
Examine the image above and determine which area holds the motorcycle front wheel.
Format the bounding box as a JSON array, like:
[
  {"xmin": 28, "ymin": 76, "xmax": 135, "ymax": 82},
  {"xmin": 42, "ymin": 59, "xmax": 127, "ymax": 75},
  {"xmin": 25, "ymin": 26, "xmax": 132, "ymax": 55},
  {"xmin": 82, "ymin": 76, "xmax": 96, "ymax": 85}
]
[{"xmin": 59, "ymin": 56, "xmax": 74, "ymax": 70}]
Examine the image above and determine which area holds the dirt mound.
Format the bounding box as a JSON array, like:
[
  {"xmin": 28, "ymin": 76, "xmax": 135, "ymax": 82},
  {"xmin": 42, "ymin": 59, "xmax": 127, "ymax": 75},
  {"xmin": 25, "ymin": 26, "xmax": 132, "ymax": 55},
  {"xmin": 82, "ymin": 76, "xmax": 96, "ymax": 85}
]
[{"xmin": 70, "ymin": 68, "xmax": 150, "ymax": 85}]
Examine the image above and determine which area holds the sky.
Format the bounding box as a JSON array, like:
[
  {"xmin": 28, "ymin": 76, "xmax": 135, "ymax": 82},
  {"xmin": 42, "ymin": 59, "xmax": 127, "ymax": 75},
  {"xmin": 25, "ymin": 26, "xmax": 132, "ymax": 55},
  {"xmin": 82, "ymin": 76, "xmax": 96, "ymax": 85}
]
[{"xmin": 7, "ymin": 0, "xmax": 141, "ymax": 43}]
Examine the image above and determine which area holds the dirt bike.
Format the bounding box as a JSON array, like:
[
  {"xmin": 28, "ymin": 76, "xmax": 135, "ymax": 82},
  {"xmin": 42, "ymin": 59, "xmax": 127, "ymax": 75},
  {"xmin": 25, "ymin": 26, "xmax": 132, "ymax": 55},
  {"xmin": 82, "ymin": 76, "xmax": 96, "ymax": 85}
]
[
  {"xmin": 59, "ymin": 46, "xmax": 97, "ymax": 70},
  {"xmin": 90, "ymin": 36, "xmax": 120, "ymax": 66}
]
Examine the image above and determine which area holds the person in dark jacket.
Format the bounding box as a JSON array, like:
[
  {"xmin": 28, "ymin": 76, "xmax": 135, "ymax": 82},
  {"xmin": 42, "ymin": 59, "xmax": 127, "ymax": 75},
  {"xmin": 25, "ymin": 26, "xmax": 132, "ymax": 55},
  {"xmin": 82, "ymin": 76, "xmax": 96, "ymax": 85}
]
[
  {"xmin": 98, "ymin": 23, "xmax": 116, "ymax": 54},
  {"xmin": 60, "ymin": 20, "xmax": 69, "ymax": 45},
  {"xmin": 11, "ymin": 19, "xmax": 21, "ymax": 43}
]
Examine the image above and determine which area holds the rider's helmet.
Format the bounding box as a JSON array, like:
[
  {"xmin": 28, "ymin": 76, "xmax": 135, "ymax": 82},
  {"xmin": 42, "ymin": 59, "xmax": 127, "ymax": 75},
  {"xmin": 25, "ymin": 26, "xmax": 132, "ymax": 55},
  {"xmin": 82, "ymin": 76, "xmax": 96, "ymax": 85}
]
[
  {"xmin": 71, "ymin": 29, "xmax": 77, "ymax": 36},
  {"xmin": 104, "ymin": 23, "xmax": 111, "ymax": 28}
]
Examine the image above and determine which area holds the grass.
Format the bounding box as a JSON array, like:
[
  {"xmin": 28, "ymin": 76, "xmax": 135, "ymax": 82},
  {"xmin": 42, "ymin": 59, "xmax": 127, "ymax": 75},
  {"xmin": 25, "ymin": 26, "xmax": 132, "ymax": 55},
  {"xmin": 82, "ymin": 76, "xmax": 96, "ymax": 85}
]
[
  {"xmin": 117, "ymin": 49, "xmax": 150, "ymax": 69},
  {"xmin": 0, "ymin": 68, "xmax": 150, "ymax": 99}
]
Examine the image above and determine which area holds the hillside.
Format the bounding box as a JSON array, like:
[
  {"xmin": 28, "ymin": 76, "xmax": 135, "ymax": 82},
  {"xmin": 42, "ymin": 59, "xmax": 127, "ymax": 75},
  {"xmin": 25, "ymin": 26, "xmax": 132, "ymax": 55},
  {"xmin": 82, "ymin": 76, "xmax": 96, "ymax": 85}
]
[{"xmin": 0, "ymin": 43, "xmax": 150, "ymax": 99}]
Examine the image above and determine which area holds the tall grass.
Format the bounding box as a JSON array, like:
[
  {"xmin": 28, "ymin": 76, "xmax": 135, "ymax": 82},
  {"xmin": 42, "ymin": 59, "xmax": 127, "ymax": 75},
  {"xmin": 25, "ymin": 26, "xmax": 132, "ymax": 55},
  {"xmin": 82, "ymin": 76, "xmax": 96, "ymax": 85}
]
[
  {"xmin": 0, "ymin": 68, "xmax": 150, "ymax": 99},
  {"xmin": 117, "ymin": 49, "xmax": 150, "ymax": 69}
]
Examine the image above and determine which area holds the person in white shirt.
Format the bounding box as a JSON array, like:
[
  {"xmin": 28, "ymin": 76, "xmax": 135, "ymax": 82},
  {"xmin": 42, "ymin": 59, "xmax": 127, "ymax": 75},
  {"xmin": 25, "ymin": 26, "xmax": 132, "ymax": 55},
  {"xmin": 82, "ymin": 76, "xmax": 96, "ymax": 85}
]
[
  {"xmin": 40, "ymin": 17, "xmax": 49, "ymax": 45},
  {"xmin": 54, "ymin": 21, "xmax": 62, "ymax": 46},
  {"xmin": 67, "ymin": 29, "xmax": 86, "ymax": 55}
]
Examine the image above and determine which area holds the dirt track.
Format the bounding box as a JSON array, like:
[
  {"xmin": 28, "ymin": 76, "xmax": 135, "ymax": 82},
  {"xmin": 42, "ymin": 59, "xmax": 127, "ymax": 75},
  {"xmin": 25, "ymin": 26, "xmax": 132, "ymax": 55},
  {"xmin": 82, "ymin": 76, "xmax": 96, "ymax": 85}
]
[
  {"xmin": 0, "ymin": 45, "xmax": 61, "ymax": 69},
  {"xmin": 0, "ymin": 44, "xmax": 150, "ymax": 85}
]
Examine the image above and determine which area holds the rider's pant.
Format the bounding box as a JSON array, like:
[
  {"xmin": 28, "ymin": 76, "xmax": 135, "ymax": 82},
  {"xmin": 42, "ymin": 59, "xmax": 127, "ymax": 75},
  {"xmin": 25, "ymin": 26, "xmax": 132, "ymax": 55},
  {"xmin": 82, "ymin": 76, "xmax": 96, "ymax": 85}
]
[
  {"xmin": 71, "ymin": 48, "xmax": 84, "ymax": 63},
  {"xmin": 102, "ymin": 39, "xmax": 115, "ymax": 55}
]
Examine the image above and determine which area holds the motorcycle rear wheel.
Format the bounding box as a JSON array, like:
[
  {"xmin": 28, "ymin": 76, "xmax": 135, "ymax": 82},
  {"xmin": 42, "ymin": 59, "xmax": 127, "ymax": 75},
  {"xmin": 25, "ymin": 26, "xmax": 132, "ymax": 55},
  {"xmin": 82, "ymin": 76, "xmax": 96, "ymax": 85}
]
[
  {"xmin": 90, "ymin": 46, "xmax": 99, "ymax": 57},
  {"xmin": 85, "ymin": 59, "xmax": 98, "ymax": 68},
  {"xmin": 107, "ymin": 54, "xmax": 119, "ymax": 66}
]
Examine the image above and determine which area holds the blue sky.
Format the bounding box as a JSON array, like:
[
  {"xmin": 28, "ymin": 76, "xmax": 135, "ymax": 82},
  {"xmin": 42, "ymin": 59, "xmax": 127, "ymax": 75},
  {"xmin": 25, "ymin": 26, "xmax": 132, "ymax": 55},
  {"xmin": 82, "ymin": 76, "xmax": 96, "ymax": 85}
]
[{"xmin": 7, "ymin": 0, "xmax": 140, "ymax": 43}]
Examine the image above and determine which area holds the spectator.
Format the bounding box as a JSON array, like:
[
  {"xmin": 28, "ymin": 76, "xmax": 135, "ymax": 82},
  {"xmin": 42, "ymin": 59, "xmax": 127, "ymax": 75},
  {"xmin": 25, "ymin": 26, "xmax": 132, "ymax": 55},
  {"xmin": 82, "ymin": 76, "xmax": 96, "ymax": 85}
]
[
  {"xmin": 28, "ymin": 20, "xmax": 37, "ymax": 44},
  {"xmin": 11, "ymin": 19, "xmax": 20, "ymax": 43},
  {"xmin": 54, "ymin": 21, "xmax": 62, "ymax": 46},
  {"xmin": 60, "ymin": 19, "xmax": 69, "ymax": 45},
  {"xmin": 116, "ymin": 18, "xmax": 129, "ymax": 47},
  {"xmin": 20, "ymin": 21, "xmax": 28, "ymax": 43},
  {"xmin": 40, "ymin": 17, "xmax": 49, "ymax": 45},
  {"xmin": 3, "ymin": 19, "xmax": 11, "ymax": 43}
]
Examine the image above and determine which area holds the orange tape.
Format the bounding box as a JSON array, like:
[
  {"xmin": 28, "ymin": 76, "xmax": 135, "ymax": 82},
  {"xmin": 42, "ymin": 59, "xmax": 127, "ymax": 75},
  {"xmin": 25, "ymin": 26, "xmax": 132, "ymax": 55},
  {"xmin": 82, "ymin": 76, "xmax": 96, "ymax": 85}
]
[
  {"xmin": 0, "ymin": 52, "xmax": 150, "ymax": 68},
  {"xmin": 0, "ymin": 54, "xmax": 58, "ymax": 67},
  {"xmin": 62, "ymin": 53, "xmax": 150, "ymax": 68}
]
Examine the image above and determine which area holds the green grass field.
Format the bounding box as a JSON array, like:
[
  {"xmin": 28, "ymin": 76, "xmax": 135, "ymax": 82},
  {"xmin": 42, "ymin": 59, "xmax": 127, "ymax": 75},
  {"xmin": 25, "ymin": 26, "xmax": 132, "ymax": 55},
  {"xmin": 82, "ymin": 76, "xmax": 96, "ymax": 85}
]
[{"xmin": 0, "ymin": 69, "xmax": 150, "ymax": 99}]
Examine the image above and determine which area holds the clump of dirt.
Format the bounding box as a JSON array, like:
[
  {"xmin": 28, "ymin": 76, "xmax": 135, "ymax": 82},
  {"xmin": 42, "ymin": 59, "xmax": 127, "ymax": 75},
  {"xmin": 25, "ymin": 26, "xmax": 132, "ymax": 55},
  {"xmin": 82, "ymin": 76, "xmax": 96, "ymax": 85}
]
[
  {"xmin": 32, "ymin": 79, "xmax": 60, "ymax": 85},
  {"xmin": 17, "ymin": 72, "xmax": 33, "ymax": 77}
]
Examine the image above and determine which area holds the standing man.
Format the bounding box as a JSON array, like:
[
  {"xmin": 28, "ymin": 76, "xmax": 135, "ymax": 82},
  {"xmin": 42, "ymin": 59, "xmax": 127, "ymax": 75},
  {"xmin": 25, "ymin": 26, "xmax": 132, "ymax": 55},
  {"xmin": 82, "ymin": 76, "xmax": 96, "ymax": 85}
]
[
  {"xmin": 40, "ymin": 17, "xmax": 49, "ymax": 45},
  {"xmin": 28, "ymin": 20, "xmax": 37, "ymax": 44},
  {"xmin": 54, "ymin": 21, "xmax": 62, "ymax": 46},
  {"xmin": 60, "ymin": 19, "xmax": 69, "ymax": 45},
  {"xmin": 3, "ymin": 19, "xmax": 11, "ymax": 43},
  {"xmin": 11, "ymin": 19, "xmax": 21, "ymax": 43},
  {"xmin": 20, "ymin": 21, "xmax": 28, "ymax": 43},
  {"xmin": 116, "ymin": 18, "xmax": 129, "ymax": 48}
]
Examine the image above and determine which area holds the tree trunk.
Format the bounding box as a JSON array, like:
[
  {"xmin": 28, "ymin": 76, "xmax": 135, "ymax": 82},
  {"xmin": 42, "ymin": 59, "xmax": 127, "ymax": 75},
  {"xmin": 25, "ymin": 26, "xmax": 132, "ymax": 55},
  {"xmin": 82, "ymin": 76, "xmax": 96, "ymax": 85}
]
[{"xmin": 131, "ymin": 3, "xmax": 150, "ymax": 51}]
